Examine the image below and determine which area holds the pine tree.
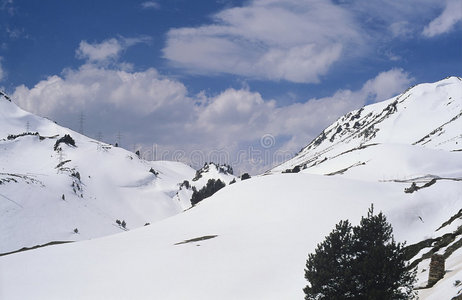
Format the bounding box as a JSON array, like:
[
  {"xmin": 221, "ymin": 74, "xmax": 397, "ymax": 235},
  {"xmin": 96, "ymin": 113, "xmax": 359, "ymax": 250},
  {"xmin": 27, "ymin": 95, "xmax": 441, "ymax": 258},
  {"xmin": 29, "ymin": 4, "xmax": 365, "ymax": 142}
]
[
  {"xmin": 241, "ymin": 173, "xmax": 251, "ymax": 180},
  {"xmin": 304, "ymin": 220, "xmax": 357, "ymax": 299},
  {"xmin": 352, "ymin": 206, "xmax": 416, "ymax": 299},
  {"xmin": 304, "ymin": 205, "xmax": 416, "ymax": 300}
]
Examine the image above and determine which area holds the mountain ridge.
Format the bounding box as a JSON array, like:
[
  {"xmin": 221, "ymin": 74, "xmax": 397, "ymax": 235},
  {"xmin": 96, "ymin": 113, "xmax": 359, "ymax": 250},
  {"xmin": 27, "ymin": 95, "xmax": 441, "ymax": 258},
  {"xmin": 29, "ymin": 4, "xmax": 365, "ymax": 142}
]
[{"xmin": 270, "ymin": 76, "xmax": 462, "ymax": 180}]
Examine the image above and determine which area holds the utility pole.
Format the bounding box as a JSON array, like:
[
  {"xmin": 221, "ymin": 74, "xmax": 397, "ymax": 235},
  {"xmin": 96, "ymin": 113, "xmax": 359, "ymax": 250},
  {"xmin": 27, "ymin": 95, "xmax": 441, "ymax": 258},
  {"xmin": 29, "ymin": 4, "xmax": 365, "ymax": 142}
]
[
  {"xmin": 116, "ymin": 131, "xmax": 122, "ymax": 147},
  {"xmin": 79, "ymin": 112, "xmax": 85, "ymax": 135}
]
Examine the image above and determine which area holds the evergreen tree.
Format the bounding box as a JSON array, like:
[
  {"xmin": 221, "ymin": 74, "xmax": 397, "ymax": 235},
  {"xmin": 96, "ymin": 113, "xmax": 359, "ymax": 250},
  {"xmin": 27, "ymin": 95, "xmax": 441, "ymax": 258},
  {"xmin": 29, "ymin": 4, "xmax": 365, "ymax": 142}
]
[
  {"xmin": 241, "ymin": 173, "xmax": 251, "ymax": 180},
  {"xmin": 352, "ymin": 206, "xmax": 416, "ymax": 299},
  {"xmin": 304, "ymin": 205, "xmax": 416, "ymax": 300},
  {"xmin": 304, "ymin": 220, "xmax": 357, "ymax": 299},
  {"xmin": 190, "ymin": 179, "xmax": 225, "ymax": 206}
]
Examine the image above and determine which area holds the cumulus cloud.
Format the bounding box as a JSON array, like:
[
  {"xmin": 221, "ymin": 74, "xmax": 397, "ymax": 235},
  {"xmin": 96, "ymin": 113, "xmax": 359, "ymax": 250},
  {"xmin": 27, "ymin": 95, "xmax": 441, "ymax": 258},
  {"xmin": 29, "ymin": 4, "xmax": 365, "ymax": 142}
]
[
  {"xmin": 163, "ymin": 0, "xmax": 361, "ymax": 83},
  {"xmin": 423, "ymin": 0, "xmax": 462, "ymax": 37},
  {"xmin": 12, "ymin": 38, "xmax": 413, "ymax": 173},
  {"xmin": 361, "ymin": 68, "xmax": 413, "ymax": 102},
  {"xmin": 13, "ymin": 64, "xmax": 190, "ymax": 115},
  {"xmin": 12, "ymin": 64, "xmax": 194, "ymax": 149}
]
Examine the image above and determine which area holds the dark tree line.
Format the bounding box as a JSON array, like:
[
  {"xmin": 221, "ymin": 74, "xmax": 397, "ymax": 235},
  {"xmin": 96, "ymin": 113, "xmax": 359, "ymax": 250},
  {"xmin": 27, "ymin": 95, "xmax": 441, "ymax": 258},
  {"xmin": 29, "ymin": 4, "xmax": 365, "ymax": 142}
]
[
  {"xmin": 190, "ymin": 179, "xmax": 226, "ymax": 206},
  {"xmin": 54, "ymin": 134, "xmax": 76, "ymax": 151}
]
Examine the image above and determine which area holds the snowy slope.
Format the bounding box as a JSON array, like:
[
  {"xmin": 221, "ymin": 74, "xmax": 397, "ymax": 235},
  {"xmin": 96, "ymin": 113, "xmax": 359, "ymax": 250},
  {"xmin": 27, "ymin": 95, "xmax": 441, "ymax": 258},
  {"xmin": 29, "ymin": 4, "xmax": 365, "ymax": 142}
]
[
  {"xmin": 0, "ymin": 77, "xmax": 461, "ymax": 299},
  {"xmin": 0, "ymin": 172, "xmax": 460, "ymax": 300},
  {"xmin": 0, "ymin": 94, "xmax": 198, "ymax": 253},
  {"xmin": 271, "ymin": 76, "xmax": 462, "ymax": 180},
  {"xmin": 267, "ymin": 76, "xmax": 462, "ymax": 298}
]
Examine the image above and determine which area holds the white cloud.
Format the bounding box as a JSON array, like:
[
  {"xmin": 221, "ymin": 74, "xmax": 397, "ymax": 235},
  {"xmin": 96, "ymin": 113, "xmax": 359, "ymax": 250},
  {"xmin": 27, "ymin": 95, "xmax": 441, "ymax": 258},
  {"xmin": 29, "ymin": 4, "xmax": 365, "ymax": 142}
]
[
  {"xmin": 163, "ymin": 0, "xmax": 361, "ymax": 83},
  {"xmin": 423, "ymin": 0, "xmax": 462, "ymax": 37},
  {"xmin": 141, "ymin": 1, "xmax": 160, "ymax": 10},
  {"xmin": 12, "ymin": 39, "xmax": 413, "ymax": 174},
  {"xmin": 76, "ymin": 37, "xmax": 150, "ymax": 64},
  {"xmin": 185, "ymin": 68, "xmax": 413, "ymax": 172},
  {"xmin": 361, "ymin": 68, "xmax": 413, "ymax": 102},
  {"xmin": 76, "ymin": 39, "xmax": 123, "ymax": 63},
  {"xmin": 163, "ymin": 0, "xmax": 456, "ymax": 82},
  {"xmin": 195, "ymin": 88, "xmax": 276, "ymax": 145},
  {"xmin": 13, "ymin": 64, "xmax": 190, "ymax": 118}
]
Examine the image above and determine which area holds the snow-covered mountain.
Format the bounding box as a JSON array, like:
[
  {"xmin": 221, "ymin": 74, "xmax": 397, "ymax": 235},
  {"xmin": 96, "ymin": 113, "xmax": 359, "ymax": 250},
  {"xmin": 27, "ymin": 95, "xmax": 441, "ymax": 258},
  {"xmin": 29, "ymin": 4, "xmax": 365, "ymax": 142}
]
[
  {"xmin": 268, "ymin": 76, "xmax": 462, "ymax": 298},
  {"xmin": 0, "ymin": 77, "xmax": 461, "ymax": 300},
  {"xmin": 0, "ymin": 94, "xmax": 202, "ymax": 254},
  {"xmin": 271, "ymin": 76, "xmax": 461, "ymax": 179}
]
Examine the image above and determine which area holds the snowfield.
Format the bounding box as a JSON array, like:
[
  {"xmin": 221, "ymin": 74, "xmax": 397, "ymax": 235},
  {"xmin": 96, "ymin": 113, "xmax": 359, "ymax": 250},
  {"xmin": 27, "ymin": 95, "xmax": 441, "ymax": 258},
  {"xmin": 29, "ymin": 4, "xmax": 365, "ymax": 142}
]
[
  {"xmin": 0, "ymin": 173, "xmax": 461, "ymax": 300},
  {"xmin": 0, "ymin": 95, "xmax": 202, "ymax": 254},
  {"xmin": 0, "ymin": 93, "xmax": 239, "ymax": 254},
  {"xmin": 0, "ymin": 76, "xmax": 461, "ymax": 299}
]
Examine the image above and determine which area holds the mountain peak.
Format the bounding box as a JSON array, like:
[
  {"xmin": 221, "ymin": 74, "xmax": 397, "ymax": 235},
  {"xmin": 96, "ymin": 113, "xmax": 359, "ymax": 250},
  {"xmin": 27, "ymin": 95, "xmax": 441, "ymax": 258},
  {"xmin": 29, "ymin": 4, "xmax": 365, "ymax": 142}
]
[
  {"xmin": 271, "ymin": 77, "xmax": 462, "ymax": 177},
  {"xmin": 193, "ymin": 162, "xmax": 234, "ymax": 181}
]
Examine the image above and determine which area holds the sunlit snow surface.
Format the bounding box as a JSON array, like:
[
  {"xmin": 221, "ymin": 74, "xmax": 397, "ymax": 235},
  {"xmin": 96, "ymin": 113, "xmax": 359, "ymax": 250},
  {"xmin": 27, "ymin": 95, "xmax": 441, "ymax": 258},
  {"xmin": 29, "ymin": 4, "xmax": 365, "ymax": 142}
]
[
  {"xmin": 0, "ymin": 97, "xmax": 200, "ymax": 253},
  {"xmin": 0, "ymin": 77, "xmax": 461, "ymax": 299}
]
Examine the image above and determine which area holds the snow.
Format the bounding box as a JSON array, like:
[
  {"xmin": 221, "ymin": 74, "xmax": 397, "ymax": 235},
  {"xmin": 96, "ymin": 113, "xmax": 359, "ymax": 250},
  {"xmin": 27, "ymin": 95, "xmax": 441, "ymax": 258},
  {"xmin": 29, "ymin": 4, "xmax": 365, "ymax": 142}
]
[
  {"xmin": 0, "ymin": 97, "xmax": 198, "ymax": 253},
  {"xmin": 271, "ymin": 76, "xmax": 462, "ymax": 175},
  {"xmin": 0, "ymin": 172, "xmax": 461, "ymax": 300},
  {"xmin": 0, "ymin": 76, "xmax": 461, "ymax": 299}
]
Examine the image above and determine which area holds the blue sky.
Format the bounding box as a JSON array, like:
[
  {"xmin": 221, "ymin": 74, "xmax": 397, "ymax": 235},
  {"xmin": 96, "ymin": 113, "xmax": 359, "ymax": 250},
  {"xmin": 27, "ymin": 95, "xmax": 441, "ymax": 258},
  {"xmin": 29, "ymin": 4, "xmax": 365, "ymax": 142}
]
[{"xmin": 1, "ymin": 0, "xmax": 461, "ymax": 173}]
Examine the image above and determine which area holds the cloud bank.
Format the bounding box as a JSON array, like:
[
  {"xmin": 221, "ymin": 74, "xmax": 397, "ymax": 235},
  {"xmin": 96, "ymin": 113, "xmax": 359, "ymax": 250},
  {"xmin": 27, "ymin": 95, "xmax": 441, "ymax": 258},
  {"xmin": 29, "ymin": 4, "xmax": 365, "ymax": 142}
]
[{"xmin": 12, "ymin": 38, "xmax": 413, "ymax": 173}]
